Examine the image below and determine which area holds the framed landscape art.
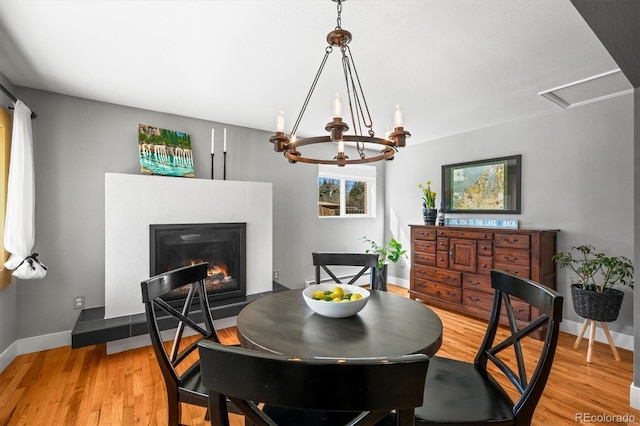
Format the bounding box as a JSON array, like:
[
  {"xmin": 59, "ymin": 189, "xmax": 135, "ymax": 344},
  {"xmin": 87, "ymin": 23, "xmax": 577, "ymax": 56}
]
[
  {"xmin": 441, "ymin": 154, "xmax": 521, "ymax": 214},
  {"xmin": 138, "ymin": 124, "xmax": 195, "ymax": 177}
]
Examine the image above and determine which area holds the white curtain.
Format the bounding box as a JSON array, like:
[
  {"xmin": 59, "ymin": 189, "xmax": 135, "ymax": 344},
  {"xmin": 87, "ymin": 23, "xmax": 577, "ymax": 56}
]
[{"xmin": 3, "ymin": 100, "xmax": 46, "ymax": 279}]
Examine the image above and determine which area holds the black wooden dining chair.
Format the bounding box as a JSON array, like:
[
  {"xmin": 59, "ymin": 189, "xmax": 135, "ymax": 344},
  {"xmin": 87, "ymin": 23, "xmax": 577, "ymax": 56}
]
[
  {"xmin": 198, "ymin": 340, "xmax": 429, "ymax": 426},
  {"xmin": 141, "ymin": 262, "xmax": 235, "ymax": 426},
  {"xmin": 415, "ymin": 270, "xmax": 563, "ymax": 426},
  {"xmin": 312, "ymin": 252, "xmax": 380, "ymax": 288}
]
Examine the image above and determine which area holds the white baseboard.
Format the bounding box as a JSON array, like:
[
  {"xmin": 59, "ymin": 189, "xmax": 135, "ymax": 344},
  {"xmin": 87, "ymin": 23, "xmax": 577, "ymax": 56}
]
[
  {"xmin": 631, "ymin": 382, "xmax": 640, "ymax": 410},
  {"xmin": 0, "ymin": 330, "xmax": 71, "ymax": 374},
  {"xmin": 560, "ymin": 318, "xmax": 633, "ymax": 351},
  {"xmin": 389, "ymin": 275, "xmax": 409, "ymax": 288},
  {"xmin": 0, "ymin": 340, "xmax": 18, "ymax": 374}
]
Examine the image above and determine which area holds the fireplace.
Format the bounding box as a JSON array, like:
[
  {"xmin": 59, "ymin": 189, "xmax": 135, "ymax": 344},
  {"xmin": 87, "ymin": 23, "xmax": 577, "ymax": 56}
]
[{"xmin": 150, "ymin": 223, "xmax": 246, "ymax": 302}]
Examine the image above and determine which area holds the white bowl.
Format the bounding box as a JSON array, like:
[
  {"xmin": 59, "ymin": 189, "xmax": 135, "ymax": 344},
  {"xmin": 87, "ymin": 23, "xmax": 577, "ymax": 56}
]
[{"xmin": 302, "ymin": 284, "xmax": 370, "ymax": 318}]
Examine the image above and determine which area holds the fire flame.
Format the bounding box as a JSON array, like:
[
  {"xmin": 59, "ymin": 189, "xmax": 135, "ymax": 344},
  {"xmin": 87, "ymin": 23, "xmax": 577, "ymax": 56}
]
[{"xmin": 190, "ymin": 260, "xmax": 228, "ymax": 279}]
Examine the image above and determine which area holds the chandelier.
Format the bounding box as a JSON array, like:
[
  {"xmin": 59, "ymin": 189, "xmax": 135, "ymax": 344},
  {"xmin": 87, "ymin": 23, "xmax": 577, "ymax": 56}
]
[{"xmin": 269, "ymin": 0, "xmax": 410, "ymax": 167}]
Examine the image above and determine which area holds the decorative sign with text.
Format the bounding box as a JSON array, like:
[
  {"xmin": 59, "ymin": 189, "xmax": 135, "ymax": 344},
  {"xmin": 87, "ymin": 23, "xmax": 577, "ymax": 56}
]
[{"xmin": 444, "ymin": 218, "xmax": 519, "ymax": 229}]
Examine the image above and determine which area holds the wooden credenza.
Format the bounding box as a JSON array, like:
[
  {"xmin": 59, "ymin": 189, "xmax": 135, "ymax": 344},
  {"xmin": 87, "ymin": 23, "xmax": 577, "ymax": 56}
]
[{"xmin": 409, "ymin": 225, "xmax": 559, "ymax": 331}]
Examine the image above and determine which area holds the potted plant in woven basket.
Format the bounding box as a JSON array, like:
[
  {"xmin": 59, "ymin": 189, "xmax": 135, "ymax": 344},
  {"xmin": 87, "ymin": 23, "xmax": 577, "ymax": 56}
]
[{"xmin": 553, "ymin": 245, "xmax": 634, "ymax": 322}]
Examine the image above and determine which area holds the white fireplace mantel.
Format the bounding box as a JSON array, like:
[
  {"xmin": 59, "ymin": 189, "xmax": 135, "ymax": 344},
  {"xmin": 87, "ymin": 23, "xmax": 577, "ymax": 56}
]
[{"xmin": 104, "ymin": 173, "xmax": 273, "ymax": 319}]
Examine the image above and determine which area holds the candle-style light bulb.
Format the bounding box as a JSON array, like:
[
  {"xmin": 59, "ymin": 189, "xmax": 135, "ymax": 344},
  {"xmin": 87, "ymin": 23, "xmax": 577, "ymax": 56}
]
[
  {"xmin": 211, "ymin": 128, "xmax": 215, "ymax": 154},
  {"xmin": 224, "ymin": 128, "xmax": 227, "ymax": 152},
  {"xmin": 394, "ymin": 105, "xmax": 403, "ymax": 128},
  {"xmin": 276, "ymin": 111, "xmax": 285, "ymax": 133},
  {"xmin": 333, "ymin": 92, "xmax": 342, "ymax": 118},
  {"xmin": 338, "ymin": 140, "xmax": 345, "ymax": 153},
  {"xmin": 385, "ymin": 126, "xmax": 391, "ymax": 140}
]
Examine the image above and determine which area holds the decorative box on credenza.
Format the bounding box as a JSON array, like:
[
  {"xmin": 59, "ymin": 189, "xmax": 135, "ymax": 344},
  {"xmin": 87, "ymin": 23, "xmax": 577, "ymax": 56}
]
[{"xmin": 409, "ymin": 225, "xmax": 559, "ymax": 338}]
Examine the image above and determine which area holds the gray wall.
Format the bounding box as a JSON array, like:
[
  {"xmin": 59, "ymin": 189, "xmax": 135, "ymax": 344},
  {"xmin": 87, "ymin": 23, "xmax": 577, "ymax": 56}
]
[
  {"xmin": 0, "ymin": 70, "xmax": 17, "ymax": 355},
  {"xmin": 386, "ymin": 93, "xmax": 635, "ymax": 336},
  {"xmin": 7, "ymin": 87, "xmax": 385, "ymax": 341}
]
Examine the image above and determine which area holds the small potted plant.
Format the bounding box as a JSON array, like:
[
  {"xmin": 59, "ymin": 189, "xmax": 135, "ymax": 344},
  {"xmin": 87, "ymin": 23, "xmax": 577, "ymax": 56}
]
[
  {"xmin": 418, "ymin": 181, "xmax": 437, "ymax": 225},
  {"xmin": 553, "ymin": 245, "xmax": 634, "ymax": 322},
  {"xmin": 361, "ymin": 236, "xmax": 407, "ymax": 291}
]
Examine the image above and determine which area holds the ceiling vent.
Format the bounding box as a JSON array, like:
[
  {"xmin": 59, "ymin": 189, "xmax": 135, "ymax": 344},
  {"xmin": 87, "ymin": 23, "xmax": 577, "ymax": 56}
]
[{"xmin": 539, "ymin": 69, "xmax": 632, "ymax": 109}]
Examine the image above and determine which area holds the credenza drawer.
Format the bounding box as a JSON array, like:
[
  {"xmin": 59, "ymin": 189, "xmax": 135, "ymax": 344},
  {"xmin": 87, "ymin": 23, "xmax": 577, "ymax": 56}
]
[
  {"xmin": 412, "ymin": 265, "xmax": 461, "ymax": 287},
  {"xmin": 494, "ymin": 233, "xmax": 530, "ymax": 250},
  {"xmin": 413, "ymin": 239, "xmax": 436, "ymax": 254},
  {"xmin": 477, "ymin": 255, "xmax": 493, "ymax": 275},
  {"xmin": 414, "ymin": 279, "xmax": 461, "ymax": 303},
  {"xmin": 462, "ymin": 273, "xmax": 492, "ymax": 293},
  {"xmin": 414, "ymin": 253, "xmax": 436, "ymax": 267},
  {"xmin": 494, "ymin": 247, "xmax": 530, "ymax": 266},
  {"xmin": 493, "ymin": 262, "xmax": 531, "ymax": 279},
  {"xmin": 413, "ymin": 227, "xmax": 436, "ymax": 241}
]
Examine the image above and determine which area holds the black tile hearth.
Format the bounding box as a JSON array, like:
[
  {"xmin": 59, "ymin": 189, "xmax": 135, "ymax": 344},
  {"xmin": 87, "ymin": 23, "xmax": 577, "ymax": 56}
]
[{"xmin": 71, "ymin": 282, "xmax": 288, "ymax": 349}]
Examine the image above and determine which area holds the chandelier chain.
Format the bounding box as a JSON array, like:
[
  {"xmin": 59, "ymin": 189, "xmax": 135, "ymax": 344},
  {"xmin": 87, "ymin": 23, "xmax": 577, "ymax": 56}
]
[
  {"xmin": 290, "ymin": 47, "xmax": 332, "ymax": 138},
  {"xmin": 336, "ymin": 0, "xmax": 342, "ymax": 29}
]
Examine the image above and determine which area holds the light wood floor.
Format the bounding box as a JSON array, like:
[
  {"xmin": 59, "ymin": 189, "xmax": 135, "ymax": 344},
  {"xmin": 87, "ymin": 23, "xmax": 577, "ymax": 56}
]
[{"xmin": 1, "ymin": 285, "xmax": 639, "ymax": 426}]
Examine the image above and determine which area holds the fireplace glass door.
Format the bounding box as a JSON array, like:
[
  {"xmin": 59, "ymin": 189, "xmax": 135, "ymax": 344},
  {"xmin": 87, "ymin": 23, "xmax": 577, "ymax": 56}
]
[{"xmin": 150, "ymin": 223, "xmax": 246, "ymax": 301}]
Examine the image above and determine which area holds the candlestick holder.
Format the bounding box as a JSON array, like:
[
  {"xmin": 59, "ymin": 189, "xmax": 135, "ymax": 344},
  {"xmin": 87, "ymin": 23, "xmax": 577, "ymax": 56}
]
[
  {"xmin": 210, "ymin": 153, "xmax": 215, "ymax": 179},
  {"xmin": 223, "ymin": 151, "xmax": 227, "ymax": 180}
]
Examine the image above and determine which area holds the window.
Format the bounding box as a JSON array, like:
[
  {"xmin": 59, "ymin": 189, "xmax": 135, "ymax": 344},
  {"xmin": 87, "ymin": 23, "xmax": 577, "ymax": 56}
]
[
  {"xmin": 318, "ymin": 165, "xmax": 376, "ymax": 218},
  {"xmin": 0, "ymin": 107, "xmax": 11, "ymax": 288}
]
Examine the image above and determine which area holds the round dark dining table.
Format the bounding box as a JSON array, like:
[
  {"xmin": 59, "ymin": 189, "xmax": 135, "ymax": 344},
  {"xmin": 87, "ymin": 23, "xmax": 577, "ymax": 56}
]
[{"xmin": 237, "ymin": 288, "xmax": 443, "ymax": 358}]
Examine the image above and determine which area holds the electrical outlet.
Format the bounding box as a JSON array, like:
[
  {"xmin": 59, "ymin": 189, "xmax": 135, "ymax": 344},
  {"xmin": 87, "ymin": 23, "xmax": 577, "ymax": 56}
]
[
  {"xmin": 400, "ymin": 260, "xmax": 405, "ymax": 268},
  {"xmin": 73, "ymin": 295, "xmax": 85, "ymax": 310},
  {"xmin": 273, "ymin": 270, "xmax": 280, "ymax": 281}
]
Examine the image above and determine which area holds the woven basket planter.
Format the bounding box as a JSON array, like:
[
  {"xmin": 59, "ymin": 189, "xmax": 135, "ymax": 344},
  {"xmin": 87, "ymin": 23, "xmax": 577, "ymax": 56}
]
[{"xmin": 571, "ymin": 284, "xmax": 624, "ymax": 322}]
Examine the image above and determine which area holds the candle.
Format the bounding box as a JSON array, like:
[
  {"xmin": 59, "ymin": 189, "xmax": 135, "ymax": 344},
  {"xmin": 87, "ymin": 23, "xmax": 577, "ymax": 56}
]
[
  {"xmin": 394, "ymin": 105, "xmax": 403, "ymax": 127},
  {"xmin": 224, "ymin": 128, "xmax": 227, "ymax": 152},
  {"xmin": 211, "ymin": 128, "xmax": 215, "ymax": 154},
  {"xmin": 276, "ymin": 111, "xmax": 285, "ymax": 133},
  {"xmin": 333, "ymin": 92, "xmax": 342, "ymax": 118},
  {"xmin": 338, "ymin": 140, "xmax": 345, "ymax": 153}
]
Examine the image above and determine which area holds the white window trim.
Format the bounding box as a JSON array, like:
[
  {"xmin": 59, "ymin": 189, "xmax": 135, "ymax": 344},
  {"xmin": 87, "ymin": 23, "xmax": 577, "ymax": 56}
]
[{"xmin": 318, "ymin": 164, "xmax": 376, "ymax": 218}]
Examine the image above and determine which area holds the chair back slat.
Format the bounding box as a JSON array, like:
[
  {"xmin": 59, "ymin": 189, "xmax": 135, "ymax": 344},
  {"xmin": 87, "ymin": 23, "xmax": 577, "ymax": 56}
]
[
  {"xmin": 476, "ymin": 270, "xmax": 563, "ymax": 423},
  {"xmin": 312, "ymin": 252, "xmax": 379, "ymax": 286},
  {"xmin": 141, "ymin": 263, "xmax": 219, "ymax": 385},
  {"xmin": 198, "ymin": 340, "xmax": 428, "ymax": 426}
]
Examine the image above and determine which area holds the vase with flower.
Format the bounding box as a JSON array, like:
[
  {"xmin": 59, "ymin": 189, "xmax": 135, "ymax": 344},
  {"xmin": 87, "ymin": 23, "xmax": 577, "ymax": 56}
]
[{"xmin": 418, "ymin": 181, "xmax": 437, "ymax": 225}]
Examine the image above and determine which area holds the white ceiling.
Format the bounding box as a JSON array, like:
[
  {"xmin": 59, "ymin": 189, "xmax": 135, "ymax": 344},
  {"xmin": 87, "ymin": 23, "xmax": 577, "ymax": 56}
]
[{"xmin": 0, "ymin": 0, "xmax": 629, "ymax": 145}]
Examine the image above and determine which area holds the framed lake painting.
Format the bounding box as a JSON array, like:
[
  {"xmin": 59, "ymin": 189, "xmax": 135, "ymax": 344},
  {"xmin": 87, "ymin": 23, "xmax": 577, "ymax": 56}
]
[
  {"xmin": 441, "ymin": 154, "xmax": 521, "ymax": 214},
  {"xmin": 138, "ymin": 124, "xmax": 195, "ymax": 177}
]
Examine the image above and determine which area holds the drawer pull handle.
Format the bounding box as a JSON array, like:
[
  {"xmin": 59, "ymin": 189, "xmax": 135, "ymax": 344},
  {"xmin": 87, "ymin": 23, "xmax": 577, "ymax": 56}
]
[
  {"xmin": 446, "ymin": 290, "xmax": 456, "ymax": 296},
  {"xmin": 417, "ymin": 270, "xmax": 426, "ymax": 275},
  {"xmin": 481, "ymin": 246, "xmax": 488, "ymax": 251},
  {"xmin": 468, "ymin": 296, "xmax": 481, "ymax": 303},
  {"xmin": 503, "ymin": 237, "xmax": 518, "ymax": 244},
  {"xmin": 468, "ymin": 280, "xmax": 480, "ymax": 287},
  {"xmin": 480, "ymin": 264, "xmax": 488, "ymax": 269},
  {"xmin": 503, "ymin": 256, "xmax": 519, "ymax": 262}
]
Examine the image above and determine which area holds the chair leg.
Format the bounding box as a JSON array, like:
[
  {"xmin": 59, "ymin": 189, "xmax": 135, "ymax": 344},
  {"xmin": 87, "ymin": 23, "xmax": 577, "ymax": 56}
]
[
  {"xmin": 600, "ymin": 321, "xmax": 621, "ymax": 361},
  {"xmin": 167, "ymin": 394, "xmax": 181, "ymax": 426}
]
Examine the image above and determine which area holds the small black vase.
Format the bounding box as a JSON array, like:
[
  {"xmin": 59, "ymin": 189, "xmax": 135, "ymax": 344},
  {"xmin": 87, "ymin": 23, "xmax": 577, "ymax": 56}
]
[
  {"xmin": 371, "ymin": 264, "xmax": 388, "ymax": 291},
  {"xmin": 423, "ymin": 208, "xmax": 437, "ymax": 225}
]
